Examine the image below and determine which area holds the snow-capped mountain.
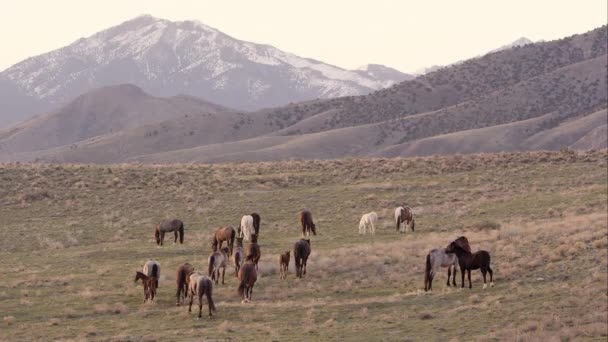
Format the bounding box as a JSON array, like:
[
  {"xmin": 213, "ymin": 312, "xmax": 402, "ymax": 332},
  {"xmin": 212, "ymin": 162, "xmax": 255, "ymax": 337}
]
[
  {"xmin": 354, "ymin": 64, "xmax": 414, "ymax": 85},
  {"xmin": 0, "ymin": 15, "xmax": 407, "ymax": 128}
]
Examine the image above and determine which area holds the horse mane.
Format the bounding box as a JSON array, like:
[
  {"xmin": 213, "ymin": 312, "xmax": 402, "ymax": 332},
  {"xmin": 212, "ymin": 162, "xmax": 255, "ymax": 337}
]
[{"xmin": 454, "ymin": 236, "xmax": 471, "ymax": 253}]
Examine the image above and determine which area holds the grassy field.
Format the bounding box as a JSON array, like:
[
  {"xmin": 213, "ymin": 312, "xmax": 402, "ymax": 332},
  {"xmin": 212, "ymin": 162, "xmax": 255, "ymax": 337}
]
[{"xmin": 0, "ymin": 150, "xmax": 606, "ymax": 341}]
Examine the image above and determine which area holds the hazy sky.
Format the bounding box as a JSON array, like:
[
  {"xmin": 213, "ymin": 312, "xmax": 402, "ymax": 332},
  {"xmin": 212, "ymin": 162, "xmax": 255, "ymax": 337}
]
[{"xmin": 1, "ymin": 1, "xmax": 606, "ymax": 72}]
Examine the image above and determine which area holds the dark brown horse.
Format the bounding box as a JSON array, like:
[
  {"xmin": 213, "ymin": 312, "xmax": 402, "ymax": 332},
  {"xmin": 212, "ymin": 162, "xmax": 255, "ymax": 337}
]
[
  {"xmin": 294, "ymin": 239, "xmax": 311, "ymax": 278},
  {"xmin": 155, "ymin": 219, "xmax": 184, "ymax": 245},
  {"xmin": 395, "ymin": 207, "xmax": 415, "ymax": 233},
  {"xmin": 245, "ymin": 234, "xmax": 261, "ymax": 271},
  {"xmin": 279, "ymin": 251, "xmax": 290, "ymax": 279},
  {"xmin": 251, "ymin": 213, "xmax": 261, "ymax": 236},
  {"xmin": 233, "ymin": 237, "xmax": 245, "ymax": 277},
  {"xmin": 238, "ymin": 258, "xmax": 258, "ymax": 303},
  {"xmin": 300, "ymin": 210, "xmax": 316, "ymax": 236},
  {"xmin": 445, "ymin": 236, "xmax": 494, "ymax": 289},
  {"xmin": 211, "ymin": 226, "xmax": 236, "ymax": 256},
  {"xmin": 188, "ymin": 273, "xmax": 216, "ymax": 319},
  {"xmin": 134, "ymin": 272, "xmax": 157, "ymax": 303},
  {"xmin": 176, "ymin": 263, "xmax": 194, "ymax": 305}
]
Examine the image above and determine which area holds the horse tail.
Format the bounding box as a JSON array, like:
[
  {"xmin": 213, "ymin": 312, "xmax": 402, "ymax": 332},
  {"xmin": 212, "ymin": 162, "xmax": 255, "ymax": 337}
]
[
  {"xmin": 395, "ymin": 214, "xmax": 400, "ymax": 231},
  {"xmin": 238, "ymin": 279, "xmax": 246, "ymax": 298},
  {"xmin": 424, "ymin": 253, "xmax": 431, "ymax": 290},
  {"xmin": 206, "ymin": 280, "xmax": 216, "ymax": 313},
  {"xmin": 151, "ymin": 264, "xmax": 159, "ymax": 279},
  {"xmin": 179, "ymin": 223, "xmax": 184, "ymax": 244},
  {"xmin": 208, "ymin": 255, "xmax": 215, "ymax": 277},
  {"xmin": 230, "ymin": 229, "xmax": 236, "ymax": 255}
]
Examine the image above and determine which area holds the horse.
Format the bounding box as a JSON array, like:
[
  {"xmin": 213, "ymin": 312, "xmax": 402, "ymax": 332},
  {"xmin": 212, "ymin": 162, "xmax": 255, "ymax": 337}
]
[
  {"xmin": 155, "ymin": 219, "xmax": 184, "ymax": 245},
  {"xmin": 238, "ymin": 259, "xmax": 258, "ymax": 303},
  {"xmin": 239, "ymin": 215, "xmax": 254, "ymax": 241},
  {"xmin": 211, "ymin": 226, "xmax": 236, "ymax": 256},
  {"xmin": 424, "ymin": 248, "xmax": 458, "ymax": 292},
  {"xmin": 358, "ymin": 211, "xmax": 378, "ymax": 235},
  {"xmin": 143, "ymin": 260, "xmax": 161, "ymax": 290},
  {"xmin": 294, "ymin": 239, "xmax": 311, "ymax": 278},
  {"xmin": 445, "ymin": 236, "xmax": 494, "ymax": 289},
  {"xmin": 245, "ymin": 234, "xmax": 261, "ymax": 271},
  {"xmin": 134, "ymin": 271, "xmax": 158, "ymax": 303},
  {"xmin": 395, "ymin": 207, "xmax": 415, "ymax": 233},
  {"xmin": 279, "ymin": 251, "xmax": 290, "ymax": 279},
  {"xmin": 208, "ymin": 247, "xmax": 229, "ymax": 285},
  {"xmin": 251, "ymin": 213, "xmax": 261, "ymax": 236},
  {"xmin": 300, "ymin": 210, "xmax": 317, "ymax": 236},
  {"xmin": 176, "ymin": 263, "xmax": 194, "ymax": 305},
  {"xmin": 233, "ymin": 237, "xmax": 245, "ymax": 277},
  {"xmin": 188, "ymin": 272, "xmax": 216, "ymax": 319}
]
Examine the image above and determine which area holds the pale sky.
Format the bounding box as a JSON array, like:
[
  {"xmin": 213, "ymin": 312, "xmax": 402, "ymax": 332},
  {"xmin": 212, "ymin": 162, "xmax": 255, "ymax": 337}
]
[{"xmin": 1, "ymin": 0, "xmax": 606, "ymax": 73}]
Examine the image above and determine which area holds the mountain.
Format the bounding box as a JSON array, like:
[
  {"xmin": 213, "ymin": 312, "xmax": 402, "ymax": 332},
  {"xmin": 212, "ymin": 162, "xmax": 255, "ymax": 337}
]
[
  {"xmin": 0, "ymin": 15, "xmax": 405, "ymax": 128},
  {"xmin": 0, "ymin": 26, "xmax": 605, "ymax": 163},
  {"xmin": 354, "ymin": 64, "xmax": 414, "ymax": 85}
]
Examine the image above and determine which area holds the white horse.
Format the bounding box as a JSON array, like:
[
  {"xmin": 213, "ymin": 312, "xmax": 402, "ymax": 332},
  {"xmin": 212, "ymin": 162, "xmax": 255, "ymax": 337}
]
[
  {"xmin": 424, "ymin": 248, "xmax": 458, "ymax": 292},
  {"xmin": 239, "ymin": 215, "xmax": 254, "ymax": 241},
  {"xmin": 143, "ymin": 260, "xmax": 161, "ymax": 290},
  {"xmin": 358, "ymin": 212, "xmax": 378, "ymax": 235},
  {"xmin": 395, "ymin": 206, "xmax": 415, "ymax": 233}
]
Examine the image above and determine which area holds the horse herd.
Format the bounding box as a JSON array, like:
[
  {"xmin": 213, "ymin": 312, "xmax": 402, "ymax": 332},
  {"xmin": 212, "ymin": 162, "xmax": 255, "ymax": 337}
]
[{"xmin": 134, "ymin": 207, "xmax": 495, "ymax": 320}]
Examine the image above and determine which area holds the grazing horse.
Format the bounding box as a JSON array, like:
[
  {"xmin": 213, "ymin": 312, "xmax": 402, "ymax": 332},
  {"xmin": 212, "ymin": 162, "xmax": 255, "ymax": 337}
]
[
  {"xmin": 279, "ymin": 251, "xmax": 290, "ymax": 279},
  {"xmin": 300, "ymin": 210, "xmax": 317, "ymax": 236},
  {"xmin": 251, "ymin": 213, "xmax": 261, "ymax": 236},
  {"xmin": 239, "ymin": 215, "xmax": 255, "ymax": 241},
  {"xmin": 143, "ymin": 260, "xmax": 161, "ymax": 290},
  {"xmin": 176, "ymin": 263, "xmax": 194, "ymax": 305},
  {"xmin": 395, "ymin": 207, "xmax": 415, "ymax": 233},
  {"xmin": 208, "ymin": 247, "xmax": 229, "ymax": 285},
  {"xmin": 155, "ymin": 219, "xmax": 185, "ymax": 245},
  {"xmin": 238, "ymin": 258, "xmax": 258, "ymax": 303},
  {"xmin": 211, "ymin": 226, "xmax": 236, "ymax": 256},
  {"xmin": 424, "ymin": 248, "xmax": 458, "ymax": 292},
  {"xmin": 188, "ymin": 272, "xmax": 216, "ymax": 319},
  {"xmin": 294, "ymin": 239, "xmax": 311, "ymax": 278},
  {"xmin": 245, "ymin": 234, "xmax": 261, "ymax": 271},
  {"xmin": 134, "ymin": 271, "xmax": 158, "ymax": 303},
  {"xmin": 445, "ymin": 236, "xmax": 494, "ymax": 289},
  {"xmin": 233, "ymin": 237, "xmax": 245, "ymax": 277},
  {"xmin": 358, "ymin": 211, "xmax": 378, "ymax": 235}
]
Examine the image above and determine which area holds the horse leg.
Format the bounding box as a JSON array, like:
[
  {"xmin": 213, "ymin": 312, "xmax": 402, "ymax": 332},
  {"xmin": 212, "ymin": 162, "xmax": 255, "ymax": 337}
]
[
  {"xmin": 447, "ymin": 266, "xmax": 451, "ymax": 287},
  {"xmin": 160, "ymin": 231, "xmax": 165, "ymax": 246},
  {"xmin": 461, "ymin": 266, "xmax": 465, "ymax": 288},
  {"xmin": 198, "ymin": 295, "xmax": 203, "ymax": 319},
  {"xmin": 467, "ymin": 269, "xmax": 472, "ymax": 289},
  {"xmin": 188, "ymin": 292, "xmax": 194, "ymax": 313},
  {"xmin": 488, "ymin": 266, "xmax": 494, "ymax": 287},
  {"xmin": 222, "ymin": 267, "xmax": 225, "ymax": 285},
  {"xmin": 452, "ymin": 265, "xmax": 457, "ymax": 287},
  {"xmin": 482, "ymin": 268, "xmax": 488, "ymax": 289},
  {"xmin": 174, "ymin": 230, "xmax": 178, "ymax": 243}
]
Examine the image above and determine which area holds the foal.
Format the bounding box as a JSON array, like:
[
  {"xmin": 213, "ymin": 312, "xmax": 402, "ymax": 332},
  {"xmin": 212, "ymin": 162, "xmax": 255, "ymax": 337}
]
[
  {"xmin": 445, "ymin": 236, "xmax": 494, "ymax": 289},
  {"xmin": 134, "ymin": 271, "xmax": 158, "ymax": 303},
  {"xmin": 279, "ymin": 251, "xmax": 290, "ymax": 279}
]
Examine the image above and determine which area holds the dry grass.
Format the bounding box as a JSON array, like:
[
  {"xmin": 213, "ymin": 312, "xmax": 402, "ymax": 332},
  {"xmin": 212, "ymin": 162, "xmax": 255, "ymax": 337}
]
[{"xmin": 0, "ymin": 151, "xmax": 606, "ymax": 341}]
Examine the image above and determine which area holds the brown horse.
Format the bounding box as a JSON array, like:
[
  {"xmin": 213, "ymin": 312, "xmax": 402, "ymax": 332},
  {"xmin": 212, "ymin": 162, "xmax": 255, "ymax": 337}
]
[
  {"xmin": 279, "ymin": 251, "xmax": 290, "ymax": 279},
  {"xmin": 445, "ymin": 236, "xmax": 494, "ymax": 289},
  {"xmin": 134, "ymin": 271, "xmax": 158, "ymax": 303},
  {"xmin": 211, "ymin": 226, "xmax": 236, "ymax": 256},
  {"xmin": 294, "ymin": 239, "xmax": 311, "ymax": 278},
  {"xmin": 208, "ymin": 247, "xmax": 229, "ymax": 285},
  {"xmin": 238, "ymin": 258, "xmax": 258, "ymax": 303},
  {"xmin": 155, "ymin": 219, "xmax": 185, "ymax": 245},
  {"xmin": 188, "ymin": 273, "xmax": 216, "ymax": 319},
  {"xmin": 395, "ymin": 207, "xmax": 415, "ymax": 233},
  {"xmin": 176, "ymin": 263, "xmax": 194, "ymax": 305},
  {"xmin": 245, "ymin": 234, "xmax": 261, "ymax": 271},
  {"xmin": 251, "ymin": 213, "xmax": 261, "ymax": 236},
  {"xmin": 300, "ymin": 210, "xmax": 317, "ymax": 236},
  {"xmin": 233, "ymin": 237, "xmax": 245, "ymax": 277}
]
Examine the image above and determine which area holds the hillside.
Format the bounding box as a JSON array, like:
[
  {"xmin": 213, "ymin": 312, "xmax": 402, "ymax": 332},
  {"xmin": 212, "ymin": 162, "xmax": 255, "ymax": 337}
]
[
  {"xmin": 0, "ymin": 15, "xmax": 407, "ymax": 128},
  {"xmin": 0, "ymin": 151, "xmax": 606, "ymax": 340}
]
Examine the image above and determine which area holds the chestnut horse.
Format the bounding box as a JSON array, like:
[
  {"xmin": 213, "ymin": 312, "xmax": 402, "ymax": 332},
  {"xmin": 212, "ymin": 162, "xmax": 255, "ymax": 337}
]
[
  {"xmin": 188, "ymin": 272, "xmax": 216, "ymax": 319},
  {"xmin": 238, "ymin": 258, "xmax": 258, "ymax": 303},
  {"xmin": 176, "ymin": 263, "xmax": 194, "ymax": 305},
  {"xmin": 445, "ymin": 236, "xmax": 494, "ymax": 289},
  {"xmin": 245, "ymin": 234, "xmax": 261, "ymax": 271},
  {"xmin": 155, "ymin": 219, "xmax": 184, "ymax": 245},
  {"xmin": 395, "ymin": 207, "xmax": 415, "ymax": 233},
  {"xmin": 279, "ymin": 251, "xmax": 290, "ymax": 279},
  {"xmin": 233, "ymin": 237, "xmax": 245, "ymax": 277},
  {"xmin": 134, "ymin": 271, "xmax": 158, "ymax": 303},
  {"xmin": 300, "ymin": 210, "xmax": 317, "ymax": 236},
  {"xmin": 211, "ymin": 226, "xmax": 236, "ymax": 256},
  {"xmin": 294, "ymin": 239, "xmax": 311, "ymax": 278}
]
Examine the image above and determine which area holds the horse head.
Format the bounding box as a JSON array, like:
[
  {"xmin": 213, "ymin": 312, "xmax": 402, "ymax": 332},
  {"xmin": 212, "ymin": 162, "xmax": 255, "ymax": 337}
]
[{"xmin": 446, "ymin": 236, "xmax": 471, "ymax": 254}]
